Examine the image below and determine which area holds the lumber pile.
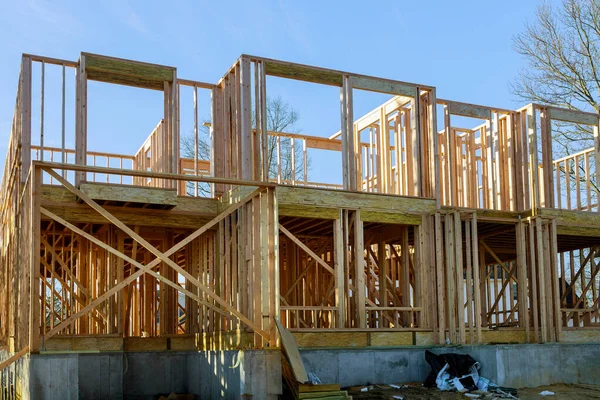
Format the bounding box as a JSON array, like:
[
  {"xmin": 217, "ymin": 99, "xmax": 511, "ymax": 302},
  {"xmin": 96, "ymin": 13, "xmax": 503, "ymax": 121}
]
[{"xmin": 275, "ymin": 318, "xmax": 352, "ymax": 400}]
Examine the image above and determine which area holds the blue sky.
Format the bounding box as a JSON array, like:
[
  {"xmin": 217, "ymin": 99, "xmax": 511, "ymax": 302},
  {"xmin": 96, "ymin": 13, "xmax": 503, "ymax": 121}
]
[{"xmin": 0, "ymin": 0, "xmax": 559, "ymax": 185}]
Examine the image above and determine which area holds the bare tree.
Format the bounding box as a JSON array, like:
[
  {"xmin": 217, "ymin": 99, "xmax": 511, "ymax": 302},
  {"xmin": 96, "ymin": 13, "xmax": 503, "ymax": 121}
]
[
  {"xmin": 181, "ymin": 96, "xmax": 307, "ymax": 196},
  {"xmin": 512, "ymin": 1, "xmax": 600, "ymax": 300},
  {"xmin": 511, "ymin": 0, "xmax": 600, "ymax": 156}
]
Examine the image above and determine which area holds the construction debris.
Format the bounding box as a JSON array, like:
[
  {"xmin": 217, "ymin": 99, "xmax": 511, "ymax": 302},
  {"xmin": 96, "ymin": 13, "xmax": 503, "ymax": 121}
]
[
  {"xmin": 423, "ymin": 350, "xmax": 518, "ymax": 398},
  {"xmin": 276, "ymin": 318, "xmax": 352, "ymax": 399}
]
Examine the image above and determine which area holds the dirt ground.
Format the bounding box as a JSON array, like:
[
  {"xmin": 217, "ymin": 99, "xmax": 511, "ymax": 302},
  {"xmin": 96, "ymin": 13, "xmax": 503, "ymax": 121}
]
[{"xmin": 347, "ymin": 383, "xmax": 600, "ymax": 399}]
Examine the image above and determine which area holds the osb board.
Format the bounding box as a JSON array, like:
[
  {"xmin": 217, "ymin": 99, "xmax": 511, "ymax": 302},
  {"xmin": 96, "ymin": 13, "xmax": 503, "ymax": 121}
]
[
  {"xmin": 292, "ymin": 332, "xmax": 368, "ymax": 348},
  {"xmin": 369, "ymin": 332, "xmax": 413, "ymax": 346},
  {"xmin": 276, "ymin": 317, "xmax": 309, "ymax": 383},
  {"xmin": 560, "ymin": 329, "xmax": 600, "ymax": 344},
  {"xmin": 44, "ymin": 336, "xmax": 123, "ymax": 352},
  {"xmin": 539, "ymin": 208, "xmax": 600, "ymax": 237},
  {"xmin": 80, "ymin": 182, "xmax": 178, "ymax": 206},
  {"xmin": 124, "ymin": 337, "xmax": 168, "ymax": 352},
  {"xmin": 414, "ymin": 331, "xmax": 436, "ymax": 346},
  {"xmin": 278, "ymin": 204, "xmax": 339, "ymax": 219},
  {"xmin": 481, "ymin": 330, "xmax": 528, "ymax": 344},
  {"xmin": 361, "ymin": 210, "xmax": 422, "ymax": 225},
  {"xmin": 41, "ymin": 185, "xmax": 78, "ymax": 203},
  {"xmin": 197, "ymin": 331, "xmax": 254, "ymax": 351},
  {"xmin": 173, "ymin": 196, "xmax": 218, "ymax": 214},
  {"xmin": 170, "ymin": 336, "xmax": 197, "ymax": 351}
]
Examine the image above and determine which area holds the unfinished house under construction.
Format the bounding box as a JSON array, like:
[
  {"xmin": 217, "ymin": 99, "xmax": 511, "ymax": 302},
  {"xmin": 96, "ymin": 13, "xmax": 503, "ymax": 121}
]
[{"xmin": 2, "ymin": 52, "xmax": 600, "ymax": 399}]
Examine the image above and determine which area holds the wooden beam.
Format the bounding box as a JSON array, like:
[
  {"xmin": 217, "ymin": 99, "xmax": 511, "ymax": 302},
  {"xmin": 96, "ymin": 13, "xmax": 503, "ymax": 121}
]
[
  {"xmin": 350, "ymin": 76, "xmax": 416, "ymax": 97},
  {"xmin": 263, "ymin": 61, "xmax": 342, "ymax": 86},
  {"xmin": 548, "ymin": 107, "xmax": 599, "ymax": 126},
  {"xmin": 444, "ymin": 100, "xmax": 492, "ymax": 120},
  {"xmin": 84, "ymin": 53, "xmax": 175, "ymax": 90}
]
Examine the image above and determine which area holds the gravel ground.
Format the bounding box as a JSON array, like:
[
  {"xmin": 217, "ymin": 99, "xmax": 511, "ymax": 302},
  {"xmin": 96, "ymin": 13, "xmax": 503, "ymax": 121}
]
[{"xmin": 347, "ymin": 383, "xmax": 600, "ymax": 399}]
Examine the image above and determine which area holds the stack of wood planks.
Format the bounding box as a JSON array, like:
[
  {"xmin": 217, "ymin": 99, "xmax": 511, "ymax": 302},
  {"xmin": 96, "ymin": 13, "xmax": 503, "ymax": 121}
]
[{"xmin": 276, "ymin": 318, "xmax": 352, "ymax": 400}]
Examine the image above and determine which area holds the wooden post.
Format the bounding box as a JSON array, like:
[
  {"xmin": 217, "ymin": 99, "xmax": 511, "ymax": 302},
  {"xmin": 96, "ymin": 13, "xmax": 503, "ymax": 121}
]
[
  {"xmin": 429, "ymin": 89, "xmax": 440, "ymax": 208},
  {"xmin": 465, "ymin": 217, "xmax": 474, "ymax": 343},
  {"xmin": 334, "ymin": 215, "xmax": 345, "ymax": 328},
  {"xmin": 20, "ymin": 55, "xmax": 32, "ymax": 183},
  {"xmin": 435, "ymin": 212, "xmax": 446, "ymax": 343},
  {"xmin": 341, "ymin": 76, "xmax": 356, "ymax": 191},
  {"xmin": 269, "ymin": 188, "xmax": 279, "ymax": 345},
  {"xmin": 528, "ymin": 106, "xmax": 540, "ymax": 211},
  {"xmin": 211, "ymin": 86, "xmax": 224, "ymax": 196},
  {"xmin": 347, "ymin": 79, "xmax": 356, "ymax": 191},
  {"xmin": 470, "ymin": 213, "xmax": 482, "ymax": 343},
  {"xmin": 401, "ymin": 228, "xmax": 410, "ymax": 326},
  {"xmin": 594, "ymin": 122, "xmax": 600, "ymax": 190},
  {"xmin": 444, "ymin": 107, "xmax": 457, "ymax": 206},
  {"xmin": 454, "ymin": 212, "xmax": 465, "ymax": 344},
  {"xmin": 445, "ymin": 213, "xmax": 457, "ymax": 343},
  {"xmin": 412, "ymin": 87, "xmax": 422, "ymax": 197},
  {"xmin": 29, "ymin": 167, "xmax": 41, "ymax": 351},
  {"xmin": 379, "ymin": 107, "xmax": 388, "ymax": 193},
  {"xmin": 379, "ymin": 237, "xmax": 388, "ymax": 327},
  {"xmin": 260, "ymin": 62, "xmax": 269, "ymax": 182},
  {"xmin": 240, "ymin": 57, "xmax": 252, "ymax": 180},
  {"xmin": 535, "ymin": 218, "xmax": 547, "ymax": 342},
  {"xmin": 540, "ymin": 108, "xmax": 554, "ymax": 208},
  {"xmin": 516, "ymin": 220, "xmax": 530, "ymax": 342},
  {"xmin": 353, "ymin": 210, "xmax": 366, "ymax": 328},
  {"xmin": 75, "ymin": 54, "xmax": 87, "ymax": 186},
  {"xmin": 549, "ymin": 219, "xmax": 561, "ymax": 341}
]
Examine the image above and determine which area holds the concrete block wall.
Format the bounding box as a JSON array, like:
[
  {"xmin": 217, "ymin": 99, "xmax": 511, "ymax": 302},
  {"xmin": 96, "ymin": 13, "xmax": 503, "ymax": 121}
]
[{"xmin": 300, "ymin": 343, "xmax": 600, "ymax": 389}]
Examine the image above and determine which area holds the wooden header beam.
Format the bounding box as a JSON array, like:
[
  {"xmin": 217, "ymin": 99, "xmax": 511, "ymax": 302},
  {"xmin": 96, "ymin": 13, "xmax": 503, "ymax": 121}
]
[
  {"xmin": 548, "ymin": 107, "xmax": 599, "ymax": 126},
  {"xmin": 437, "ymin": 99, "xmax": 511, "ymax": 120},
  {"xmin": 242, "ymin": 54, "xmax": 434, "ymax": 91},
  {"xmin": 83, "ymin": 52, "xmax": 175, "ymax": 90}
]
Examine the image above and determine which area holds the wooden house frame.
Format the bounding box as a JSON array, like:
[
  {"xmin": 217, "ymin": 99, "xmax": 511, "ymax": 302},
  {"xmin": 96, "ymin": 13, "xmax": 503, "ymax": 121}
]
[{"xmin": 1, "ymin": 52, "xmax": 600, "ymax": 372}]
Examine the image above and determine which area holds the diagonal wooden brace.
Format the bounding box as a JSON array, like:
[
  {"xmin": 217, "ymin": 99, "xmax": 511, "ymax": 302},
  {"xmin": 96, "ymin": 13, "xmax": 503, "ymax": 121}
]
[{"xmin": 39, "ymin": 166, "xmax": 269, "ymax": 340}]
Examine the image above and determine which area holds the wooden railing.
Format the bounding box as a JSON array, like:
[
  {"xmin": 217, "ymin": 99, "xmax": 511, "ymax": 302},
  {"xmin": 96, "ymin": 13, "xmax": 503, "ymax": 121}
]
[
  {"xmin": 554, "ymin": 148, "xmax": 598, "ymax": 211},
  {"xmin": 31, "ymin": 146, "xmax": 135, "ymax": 185},
  {"xmin": 280, "ymin": 306, "xmax": 338, "ymax": 329},
  {"xmin": 365, "ymin": 306, "xmax": 423, "ymax": 329}
]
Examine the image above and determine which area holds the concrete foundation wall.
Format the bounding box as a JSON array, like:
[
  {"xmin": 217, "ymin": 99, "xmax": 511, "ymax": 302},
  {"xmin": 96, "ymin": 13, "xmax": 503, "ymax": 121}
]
[
  {"xmin": 6, "ymin": 343, "xmax": 600, "ymax": 398},
  {"xmin": 301, "ymin": 343, "xmax": 600, "ymax": 389},
  {"xmin": 1, "ymin": 349, "xmax": 30, "ymax": 400},
  {"xmin": 3, "ymin": 349, "xmax": 281, "ymax": 400}
]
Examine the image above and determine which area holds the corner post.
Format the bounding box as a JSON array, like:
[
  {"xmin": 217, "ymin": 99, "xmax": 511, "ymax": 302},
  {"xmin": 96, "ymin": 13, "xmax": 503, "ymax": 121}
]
[
  {"xmin": 29, "ymin": 165, "xmax": 41, "ymax": 352},
  {"xmin": 75, "ymin": 54, "xmax": 87, "ymax": 186},
  {"xmin": 239, "ymin": 57, "xmax": 252, "ymax": 181},
  {"xmin": 20, "ymin": 55, "xmax": 32, "ymax": 183}
]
